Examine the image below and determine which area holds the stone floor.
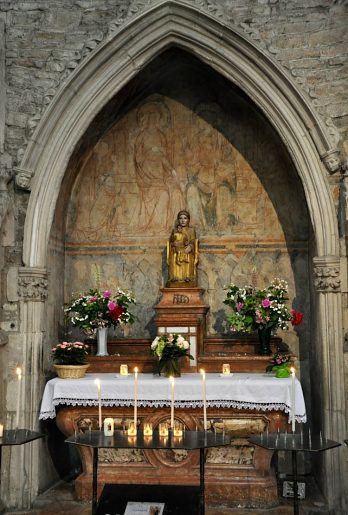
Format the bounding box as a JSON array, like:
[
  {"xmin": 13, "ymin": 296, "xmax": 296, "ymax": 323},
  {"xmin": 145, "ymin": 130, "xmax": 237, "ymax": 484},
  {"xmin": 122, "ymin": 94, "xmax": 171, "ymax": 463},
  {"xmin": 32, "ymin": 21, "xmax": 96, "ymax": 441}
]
[{"xmin": 1, "ymin": 477, "xmax": 330, "ymax": 515}]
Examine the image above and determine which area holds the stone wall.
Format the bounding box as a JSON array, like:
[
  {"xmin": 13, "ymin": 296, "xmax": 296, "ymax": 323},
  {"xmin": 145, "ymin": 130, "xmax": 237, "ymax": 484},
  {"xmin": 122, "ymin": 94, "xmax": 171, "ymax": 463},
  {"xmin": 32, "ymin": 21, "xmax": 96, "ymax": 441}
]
[
  {"xmin": 0, "ymin": 0, "xmax": 347, "ymax": 174},
  {"xmin": 0, "ymin": 0, "xmax": 347, "ymax": 511}
]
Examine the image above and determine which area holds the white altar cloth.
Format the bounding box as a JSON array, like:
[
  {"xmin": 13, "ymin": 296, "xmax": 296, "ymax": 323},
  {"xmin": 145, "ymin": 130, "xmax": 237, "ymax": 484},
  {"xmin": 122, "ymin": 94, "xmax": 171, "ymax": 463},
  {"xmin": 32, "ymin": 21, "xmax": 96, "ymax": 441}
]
[{"xmin": 39, "ymin": 372, "xmax": 306, "ymax": 423}]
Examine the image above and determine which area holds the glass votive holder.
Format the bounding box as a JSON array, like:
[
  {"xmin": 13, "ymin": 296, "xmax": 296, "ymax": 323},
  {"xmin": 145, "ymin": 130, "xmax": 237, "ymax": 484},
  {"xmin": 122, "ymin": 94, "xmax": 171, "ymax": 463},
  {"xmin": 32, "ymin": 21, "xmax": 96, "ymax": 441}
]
[
  {"xmin": 222, "ymin": 363, "xmax": 230, "ymax": 375},
  {"xmin": 127, "ymin": 421, "xmax": 137, "ymax": 436},
  {"xmin": 173, "ymin": 422, "xmax": 183, "ymax": 437},
  {"xmin": 159, "ymin": 422, "xmax": 169, "ymax": 437},
  {"xmin": 103, "ymin": 417, "xmax": 114, "ymax": 436},
  {"xmin": 0, "ymin": 424, "xmax": 3, "ymax": 437},
  {"xmin": 120, "ymin": 364, "xmax": 128, "ymax": 376},
  {"xmin": 143, "ymin": 423, "xmax": 153, "ymax": 436}
]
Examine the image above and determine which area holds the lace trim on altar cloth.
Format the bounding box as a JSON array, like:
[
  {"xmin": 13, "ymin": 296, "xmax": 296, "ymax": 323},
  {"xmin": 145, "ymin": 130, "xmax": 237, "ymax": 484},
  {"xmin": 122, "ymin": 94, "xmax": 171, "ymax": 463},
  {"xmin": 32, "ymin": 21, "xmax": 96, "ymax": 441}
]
[{"xmin": 39, "ymin": 398, "xmax": 307, "ymax": 422}]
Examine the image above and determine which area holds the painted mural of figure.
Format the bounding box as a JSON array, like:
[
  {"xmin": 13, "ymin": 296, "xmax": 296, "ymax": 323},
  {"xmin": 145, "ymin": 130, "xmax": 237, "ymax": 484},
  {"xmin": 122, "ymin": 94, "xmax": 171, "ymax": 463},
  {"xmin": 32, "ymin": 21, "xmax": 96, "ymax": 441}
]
[
  {"xmin": 184, "ymin": 104, "xmax": 237, "ymax": 231},
  {"xmin": 167, "ymin": 210, "xmax": 198, "ymax": 287},
  {"xmin": 133, "ymin": 101, "xmax": 184, "ymax": 233}
]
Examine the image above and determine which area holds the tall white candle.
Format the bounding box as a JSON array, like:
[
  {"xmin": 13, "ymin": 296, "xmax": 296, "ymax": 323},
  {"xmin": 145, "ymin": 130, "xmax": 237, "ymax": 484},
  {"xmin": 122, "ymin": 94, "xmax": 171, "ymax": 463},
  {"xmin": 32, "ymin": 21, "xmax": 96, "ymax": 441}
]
[
  {"xmin": 170, "ymin": 376, "xmax": 175, "ymax": 430},
  {"xmin": 134, "ymin": 367, "xmax": 138, "ymax": 430},
  {"xmin": 200, "ymin": 369, "xmax": 207, "ymax": 431},
  {"xmin": 15, "ymin": 367, "xmax": 22, "ymax": 429},
  {"xmin": 94, "ymin": 378, "xmax": 102, "ymax": 429},
  {"xmin": 290, "ymin": 367, "xmax": 296, "ymax": 432}
]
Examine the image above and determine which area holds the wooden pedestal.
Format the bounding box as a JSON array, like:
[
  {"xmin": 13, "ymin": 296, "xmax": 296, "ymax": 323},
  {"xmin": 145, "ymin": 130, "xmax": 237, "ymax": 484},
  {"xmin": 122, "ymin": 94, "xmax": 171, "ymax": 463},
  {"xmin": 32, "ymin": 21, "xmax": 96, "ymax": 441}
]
[{"xmin": 57, "ymin": 405, "xmax": 288, "ymax": 509}]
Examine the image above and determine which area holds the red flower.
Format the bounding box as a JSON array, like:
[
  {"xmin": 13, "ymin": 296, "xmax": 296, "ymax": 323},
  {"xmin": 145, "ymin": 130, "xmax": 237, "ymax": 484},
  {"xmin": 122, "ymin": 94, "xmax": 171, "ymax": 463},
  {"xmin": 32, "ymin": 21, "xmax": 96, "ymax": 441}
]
[
  {"xmin": 109, "ymin": 304, "xmax": 124, "ymax": 321},
  {"xmin": 291, "ymin": 310, "xmax": 303, "ymax": 326}
]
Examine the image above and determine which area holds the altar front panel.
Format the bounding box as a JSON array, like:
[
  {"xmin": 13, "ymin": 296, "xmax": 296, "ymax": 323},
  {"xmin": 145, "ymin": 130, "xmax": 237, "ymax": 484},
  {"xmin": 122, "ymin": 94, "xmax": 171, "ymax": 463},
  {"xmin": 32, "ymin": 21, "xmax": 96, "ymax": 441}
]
[
  {"xmin": 41, "ymin": 372, "xmax": 306, "ymax": 508},
  {"xmin": 56, "ymin": 405, "xmax": 287, "ymax": 508}
]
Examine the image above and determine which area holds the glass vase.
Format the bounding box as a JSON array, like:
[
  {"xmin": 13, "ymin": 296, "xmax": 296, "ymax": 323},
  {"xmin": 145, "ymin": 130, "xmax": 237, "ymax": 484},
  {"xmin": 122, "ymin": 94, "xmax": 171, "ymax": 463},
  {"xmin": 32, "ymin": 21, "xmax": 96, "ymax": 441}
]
[
  {"xmin": 96, "ymin": 327, "xmax": 109, "ymax": 356},
  {"xmin": 257, "ymin": 327, "xmax": 272, "ymax": 356},
  {"xmin": 158, "ymin": 358, "xmax": 181, "ymax": 377}
]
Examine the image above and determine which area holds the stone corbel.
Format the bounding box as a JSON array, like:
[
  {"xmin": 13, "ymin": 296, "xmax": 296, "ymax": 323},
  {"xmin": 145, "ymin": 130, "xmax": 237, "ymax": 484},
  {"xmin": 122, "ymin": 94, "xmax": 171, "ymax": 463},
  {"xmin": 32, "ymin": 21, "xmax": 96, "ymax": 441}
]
[
  {"xmin": 17, "ymin": 267, "xmax": 48, "ymax": 301},
  {"xmin": 321, "ymin": 148, "xmax": 341, "ymax": 174},
  {"xmin": 313, "ymin": 256, "xmax": 341, "ymax": 292},
  {"xmin": 14, "ymin": 167, "xmax": 33, "ymax": 191}
]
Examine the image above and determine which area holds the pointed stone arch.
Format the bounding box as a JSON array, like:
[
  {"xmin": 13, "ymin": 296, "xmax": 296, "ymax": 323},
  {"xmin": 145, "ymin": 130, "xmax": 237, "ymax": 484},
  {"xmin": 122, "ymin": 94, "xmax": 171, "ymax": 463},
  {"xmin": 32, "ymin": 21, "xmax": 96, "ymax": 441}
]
[
  {"xmin": 19, "ymin": 1, "xmax": 340, "ymax": 266},
  {"xmin": 15, "ymin": 1, "xmax": 346, "ymax": 512}
]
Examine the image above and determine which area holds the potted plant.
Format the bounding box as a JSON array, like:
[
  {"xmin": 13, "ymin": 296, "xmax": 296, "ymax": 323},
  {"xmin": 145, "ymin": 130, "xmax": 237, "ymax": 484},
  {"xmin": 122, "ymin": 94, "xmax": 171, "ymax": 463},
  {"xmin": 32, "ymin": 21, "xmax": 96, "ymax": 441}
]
[
  {"xmin": 151, "ymin": 333, "xmax": 193, "ymax": 377},
  {"xmin": 266, "ymin": 352, "xmax": 293, "ymax": 378},
  {"xmin": 223, "ymin": 278, "xmax": 303, "ymax": 355},
  {"xmin": 51, "ymin": 341, "xmax": 90, "ymax": 379}
]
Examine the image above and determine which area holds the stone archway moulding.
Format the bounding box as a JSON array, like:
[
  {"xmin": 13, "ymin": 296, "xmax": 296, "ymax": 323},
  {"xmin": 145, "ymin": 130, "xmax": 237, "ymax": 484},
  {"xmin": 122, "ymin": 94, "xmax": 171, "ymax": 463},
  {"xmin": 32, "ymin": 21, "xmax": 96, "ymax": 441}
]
[
  {"xmin": 13, "ymin": 2, "xmax": 346, "ymax": 512},
  {"xmin": 18, "ymin": 1, "xmax": 340, "ymax": 267}
]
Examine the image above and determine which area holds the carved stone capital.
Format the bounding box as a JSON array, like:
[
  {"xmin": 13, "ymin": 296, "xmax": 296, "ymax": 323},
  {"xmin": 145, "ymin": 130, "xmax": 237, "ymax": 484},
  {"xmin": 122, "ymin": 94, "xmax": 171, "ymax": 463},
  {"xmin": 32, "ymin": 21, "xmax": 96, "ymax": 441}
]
[
  {"xmin": 313, "ymin": 256, "xmax": 341, "ymax": 292},
  {"xmin": 321, "ymin": 148, "xmax": 341, "ymax": 174},
  {"xmin": 18, "ymin": 267, "xmax": 48, "ymax": 301},
  {"xmin": 14, "ymin": 167, "xmax": 33, "ymax": 191}
]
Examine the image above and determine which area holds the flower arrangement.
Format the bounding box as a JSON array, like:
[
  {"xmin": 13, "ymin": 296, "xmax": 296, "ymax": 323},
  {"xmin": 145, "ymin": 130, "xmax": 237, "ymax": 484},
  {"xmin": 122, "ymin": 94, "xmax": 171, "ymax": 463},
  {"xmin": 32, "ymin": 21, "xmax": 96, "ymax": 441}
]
[
  {"xmin": 266, "ymin": 352, "xmax": 292, "ymax": 378},
  {"xmin": 51, "ymin": 341, "xmax": 89, "ymax": 365},
  {"xmin": 64, "ymin": 288, "xmax": 136, "ymax": 333},
  {"xmin": 223, "ymin": 278, "xmax": 303, "ymax": 333},
  {"xmin": 151, "ymin": 333, "xmax": 194, "ymax": 377}
]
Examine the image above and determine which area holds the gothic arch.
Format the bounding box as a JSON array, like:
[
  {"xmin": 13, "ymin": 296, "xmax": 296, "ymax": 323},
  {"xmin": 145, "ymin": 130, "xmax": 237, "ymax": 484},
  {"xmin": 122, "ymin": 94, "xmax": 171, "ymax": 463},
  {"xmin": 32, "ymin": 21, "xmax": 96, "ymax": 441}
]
[
  {"xmin": 19, "ymin": 1, "xmax": 339, "ymax": 266},
  {"xmin": 15, "ymin": 2, "xmax": 346, "ymax": 511}
]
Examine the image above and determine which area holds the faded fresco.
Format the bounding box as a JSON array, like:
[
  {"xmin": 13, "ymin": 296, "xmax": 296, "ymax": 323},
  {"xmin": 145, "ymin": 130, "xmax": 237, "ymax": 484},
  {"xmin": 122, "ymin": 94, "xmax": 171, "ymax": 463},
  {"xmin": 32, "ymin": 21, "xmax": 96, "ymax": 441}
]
[{"xmin": 65, "ymin": 95, "xmax": 308, "ymax": 338}]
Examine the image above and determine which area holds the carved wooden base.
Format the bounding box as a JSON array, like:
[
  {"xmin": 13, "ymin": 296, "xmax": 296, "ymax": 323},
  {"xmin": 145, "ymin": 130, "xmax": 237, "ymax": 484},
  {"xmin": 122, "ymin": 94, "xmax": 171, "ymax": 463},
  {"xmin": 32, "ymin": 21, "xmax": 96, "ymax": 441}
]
[{"xmin": 56, "ymin": 406, "xmax": 288, "ymax": 508}]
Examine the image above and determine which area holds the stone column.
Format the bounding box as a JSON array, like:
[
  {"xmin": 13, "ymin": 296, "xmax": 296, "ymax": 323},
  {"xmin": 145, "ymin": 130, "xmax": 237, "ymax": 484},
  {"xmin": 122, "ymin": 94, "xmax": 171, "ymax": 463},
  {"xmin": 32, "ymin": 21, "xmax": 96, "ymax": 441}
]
[
  {"xmin": 313, "ymin": 256, "xmax": 348, "ymax": 513},
  {"xmin": 1, "ymin": 267, "xmax": 48, "ymax": 509}
]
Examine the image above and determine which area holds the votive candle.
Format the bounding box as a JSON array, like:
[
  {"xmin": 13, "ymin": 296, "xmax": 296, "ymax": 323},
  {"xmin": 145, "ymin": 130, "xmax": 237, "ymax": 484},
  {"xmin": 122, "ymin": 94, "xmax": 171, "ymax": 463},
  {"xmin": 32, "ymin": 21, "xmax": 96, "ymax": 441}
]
[
  {"xmin": 0, "ymin": 424, "xmax": 3, "ymax": 437},
  {"xmin": 159, "ymin": 422, "xmax": 168, "ymax": 437},
  {"xmin": 143, "ymin": 423, "xmax": 153, "ymax": 436},
  {"xmin": 174, "ymin": 423, "xmax": 183, "ymax": 437},
  {"xmin": 15, "ymin": 367, "xmax": 22, "ymax": 429},
  {"xmin": 127, "ymin": 421, "xmax": 137, "ymax": 437},
  {"xmin": 200, "ymin": 369, "xmax": 207, "ymax": 431},
  {"xmin": 170, "ymin": 376, "xmax": 175, "ymax": 430},
  {"xmin": 120, "ymin": 364, "xmax": 128, "ymax": 376},
  {"xmin": 222, "ymin": 364, "xmax": 230, "ymax": 375},
  {"xmin": 103, "ymin": 417, "xmax": 114, "ymax": 436},
  {"xmin": 94, "ymin": 378, "xmax": 102, "ymax": 429},
  {"xmin": 290, "ymin": 367, "xmax": 296, "ymax": 432},
  {"xmin": 134, "ymin": 367, "xmax": 138, "ymax": 430}
]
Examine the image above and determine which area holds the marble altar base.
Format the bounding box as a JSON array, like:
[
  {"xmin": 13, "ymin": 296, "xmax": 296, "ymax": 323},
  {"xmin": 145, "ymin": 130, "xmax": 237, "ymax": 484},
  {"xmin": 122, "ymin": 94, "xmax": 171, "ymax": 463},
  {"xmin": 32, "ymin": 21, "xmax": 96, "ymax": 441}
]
[{"xmin": 56, "ymin": 405, "xmax": 289, "ymax": 508}]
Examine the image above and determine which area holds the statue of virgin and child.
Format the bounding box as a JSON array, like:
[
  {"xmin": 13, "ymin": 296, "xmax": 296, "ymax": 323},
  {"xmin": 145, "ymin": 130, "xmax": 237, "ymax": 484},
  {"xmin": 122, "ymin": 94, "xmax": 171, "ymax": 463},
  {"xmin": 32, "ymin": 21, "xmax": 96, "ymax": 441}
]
[{"xmin": 166, "ymin": 210, "xmax": 198, "ymax": 288}]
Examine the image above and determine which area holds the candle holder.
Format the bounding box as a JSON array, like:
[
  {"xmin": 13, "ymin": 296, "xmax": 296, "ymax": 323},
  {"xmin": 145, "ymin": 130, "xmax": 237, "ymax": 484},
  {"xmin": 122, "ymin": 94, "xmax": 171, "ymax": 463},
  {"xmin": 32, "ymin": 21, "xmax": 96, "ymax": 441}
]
[
  {"xmin": 222, "ymin": 363, "xmax": 230, "ymax": 375},
  {"xmin": 127, "ymin": 421, "xmax": 137, "ymax": 436},
  {"xmin": 103, "ymin": 418, "xmax": 114, "ymax": 436},
  {"xmin": 143, "ymin": 423, "xmax": 153, "ymax": 436},
  {"xmin": 120, "ymin": 364, "xmax": 128, "ymax": 376},
  {"xmin": 159, "ymin": 422, "xmax": 169, "ymax": 437},
  {"xmin": 0, "ymin": 424, "xmax": 3, "ymax": 437}
]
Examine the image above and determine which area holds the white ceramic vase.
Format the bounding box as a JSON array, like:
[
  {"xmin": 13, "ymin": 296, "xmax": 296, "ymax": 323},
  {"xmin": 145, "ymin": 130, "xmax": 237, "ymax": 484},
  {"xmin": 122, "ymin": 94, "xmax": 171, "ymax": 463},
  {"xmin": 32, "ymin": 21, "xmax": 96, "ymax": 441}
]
[{"xmin": 96, "ymin": 327, "xmax": 109, "ymax": 356}]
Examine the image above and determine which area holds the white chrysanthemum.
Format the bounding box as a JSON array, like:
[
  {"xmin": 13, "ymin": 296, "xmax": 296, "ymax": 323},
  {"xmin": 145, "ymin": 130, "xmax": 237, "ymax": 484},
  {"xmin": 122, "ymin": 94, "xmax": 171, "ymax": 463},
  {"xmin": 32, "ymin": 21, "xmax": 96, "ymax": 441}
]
[{"xmin": 151, "ymin": 336, "xmax": 159, "ymax": 349}]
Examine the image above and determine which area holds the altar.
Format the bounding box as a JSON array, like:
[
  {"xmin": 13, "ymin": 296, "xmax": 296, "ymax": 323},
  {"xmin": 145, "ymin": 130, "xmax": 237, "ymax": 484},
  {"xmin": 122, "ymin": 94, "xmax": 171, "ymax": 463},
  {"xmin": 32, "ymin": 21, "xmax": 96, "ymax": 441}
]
[{"xmin": 39, "ymin": 372, "xmax": 306, "ymax": 508}]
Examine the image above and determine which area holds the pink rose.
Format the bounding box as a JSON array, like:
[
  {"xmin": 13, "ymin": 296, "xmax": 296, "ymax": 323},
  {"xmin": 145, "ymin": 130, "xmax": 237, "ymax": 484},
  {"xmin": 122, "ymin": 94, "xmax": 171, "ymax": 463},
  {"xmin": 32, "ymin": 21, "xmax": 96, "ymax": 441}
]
[
  {"xmin": 261, "ymin": 299, "xmax": 272, "ymax": 308},
  {"xmin": 108, "ymin": 301, "xmax": 117, "ymax": 311},
  {"xmin": 103, "ymin": 291, "xmax": 112, "ymax": 298}
]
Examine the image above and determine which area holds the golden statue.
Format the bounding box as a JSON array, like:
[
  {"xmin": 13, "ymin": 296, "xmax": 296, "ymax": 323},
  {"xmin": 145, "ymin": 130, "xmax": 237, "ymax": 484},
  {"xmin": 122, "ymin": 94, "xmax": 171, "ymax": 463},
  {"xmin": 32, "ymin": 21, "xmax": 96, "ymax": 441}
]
[{"xmin": 167, "ymin": 210, "xmax": 198, "ymax": 287}]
